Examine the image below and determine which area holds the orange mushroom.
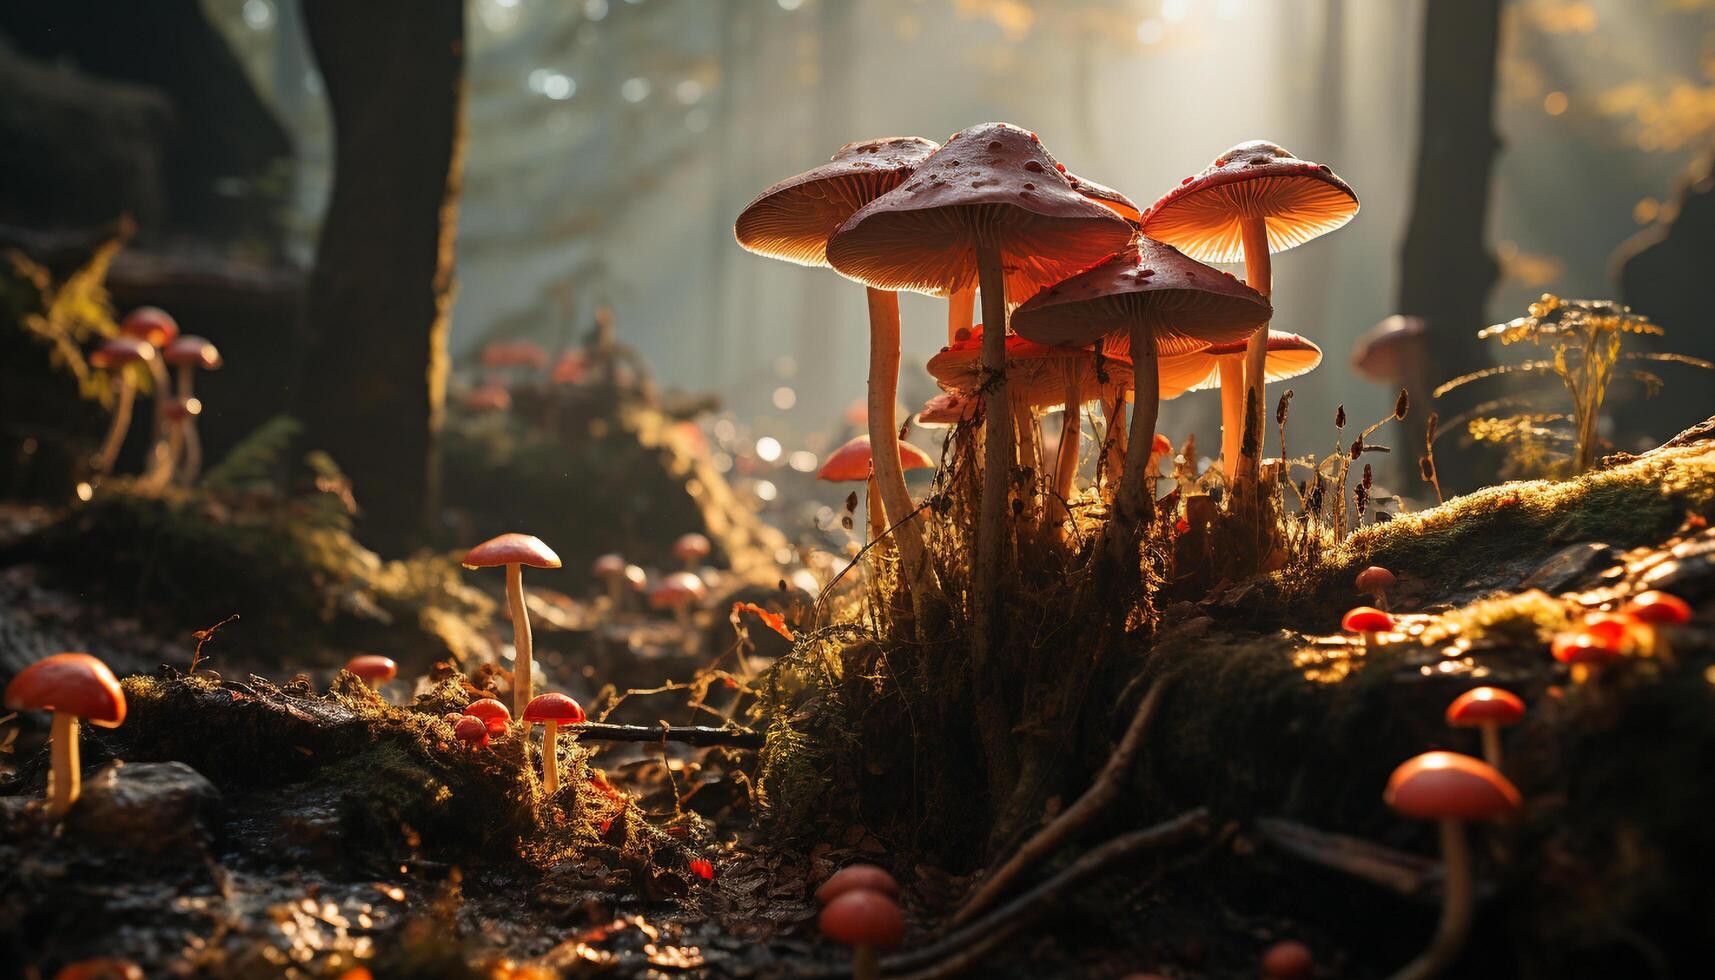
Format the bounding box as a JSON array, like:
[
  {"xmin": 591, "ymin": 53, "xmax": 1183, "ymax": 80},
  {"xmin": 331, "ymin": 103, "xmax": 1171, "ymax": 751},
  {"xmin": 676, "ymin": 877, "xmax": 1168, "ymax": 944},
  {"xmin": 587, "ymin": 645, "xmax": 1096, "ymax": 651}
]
[
  {"xmin": 463, "ymin": 533, "xmax": 561, "ymax": 719},
  {"xmin": 648, "ymin": 571, "xmax": 708, "ymax": 629},
  {"xmin": 118, "ymin": 307, "xmax": 184, "ymax": 485},
  {"xmin": 1156, "ymin": 331, "xmax": 1323, "ymax": 481},
  {"xmin": 87, "ymin": 337, "xmax": 157, "ymax": 484},
  {"xmin": 819, "ymin": 888, "xmax": 904, "ymax": 980},
  {"xmin": 523, "ymin": 692, "xmax": 585, "ymax": 796},
  {"xmin": 1355, "ymin": 565, "xmax": 1398, "ymax": 611},
  {"xmin": 1551, "ymin": 628, "xmax": 1626, "ymax": 685},
  {"xmin": 1624, "ymin": 590, "xmax": 1692, "ymax": 662},
  {"xmin": 161, "ymin": 336, "xmax": 222, "ymax": 484},
  {"xmin": 1341, "ymin": 606, "xmax": 1393, "ymax": 648},
  {"xmin": 672, "ymin": 532, "xmax": 712, "ymax": 569},
  {"xmin": 815, "ymin": 864, "xmax": 901, "ymax": 906},
  {"xmin": 4, "ymin": 653, "xmax": 127, "ymax": 818},
  {"xmin": 344, "ymin": 654, "xmax": 398, "ymax": 691},
  {"xmin": 817, "ymin": 435, "xmax": 936, "ymax": 549},
  {"xmin": 1444, "ymin": 687, "xmax": 1525, "ymax": 768}
]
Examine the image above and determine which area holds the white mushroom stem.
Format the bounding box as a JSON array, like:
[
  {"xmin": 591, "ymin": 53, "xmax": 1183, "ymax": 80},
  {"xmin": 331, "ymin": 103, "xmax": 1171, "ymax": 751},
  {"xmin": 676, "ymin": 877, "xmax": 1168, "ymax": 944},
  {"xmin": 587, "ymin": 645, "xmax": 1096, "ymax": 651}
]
[
  {"xmin": 1236, "ymin": 217, "xmax": 1273, "ymax": 489},
  {"xmin": 947, "ymin": 283, "xmax": 975, "ymax": 344},
  {"xmin": 1479, "ymin": 724, "xmax": 1503, "ymax": 769},
  {"xmin": 541, "ymin": 720, "xmax": 561, "ymax": 795},
  {"xmin": 506, "ymin": 562, "xmax": 534, "ymax": 720},
  {"xmin": 1391, "ymin": 818, "xmax": 1474, "ymax": 980},
  {"xmin": 973, "ymin": 243, "xmax": 1012, "ymax": 667},
  {"xmin": 1218, "ymin": 354, "xmax": 1245, "ymax": 483},
  {"xmin": 865, "ymin": 288, "xmax": 930, "ymax": 594},
  {"xmin": 93, "ymin": 371, "xmax": 136, "ymax": 480},
  {"xmin": 1112, "ymin": 320, "xmax": 1161, "ymax": 553},
  {"xmin": 1051, "ymin": 371, "xmax": 1080, "ymax": 525},
  {"xmin": 47, "ymin": 711, "xmax": 80, "ymax": 820}
]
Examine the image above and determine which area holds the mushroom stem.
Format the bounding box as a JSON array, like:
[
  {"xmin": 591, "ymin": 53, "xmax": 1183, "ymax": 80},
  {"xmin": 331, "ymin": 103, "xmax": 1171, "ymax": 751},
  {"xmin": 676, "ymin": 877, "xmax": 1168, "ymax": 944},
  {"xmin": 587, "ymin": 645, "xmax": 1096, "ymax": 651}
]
[
  {"xmin": 1392, "ymin": 818, "xmax": 1474, "ymax": 980},
  {"xmin": 864, "ymin": 287, "xmax": 929, "ymax": 594},
  {"xmin": 947, "ymin": 283, "xmax": 975, "ymax": 344},
  {"xmin": 1218, "ymin": 354, "xmax": 1245, "ymax": 482},
  {"xmin": 506, "ymin": 562, "xmax": 534, "ymax": 721},
  {"xmin": 853, "ymin": 945, "xmax": 879, "ymax": 980},
  {"xmin": 1480, "ymin": 724, "xmax": 1502, "ymax": 769},
  {"xmin": 865, "ymin": 474, "xmax": 888, "ymax": 551},
  {"xmin": 1051, "ymin": 372, "xmax": 1080, "ymax": 526},
  {"xmin": 1102, "ymin": 389, "xmax": 1126, "ymax": 496},
  {"xmin": 140, "ymin": 357, "xmax": 176, "ymax": 488},
  {"xmin": 1364, "ymin": 629, "xmax": 1381, "ymax": 648},
  {"xmin": 93, "ymin": 372, "xmax": 136, "ymax": 480},
  {"xmin": 542, "ymin": 719, "xmax": 560, "ymax": 796},
  {"xmin": 973, "ymin": 244, "xmax": 1012, "ymax": 666},
  {"xmin": 1113, "ymin": 320, "xmax": 1161, "ymax": 545},
  {"xmin": 47, "ymin": 711, "xmax": 80, "ymax": 819},
  {"xmin": 1236, "ymin": 216, "xmax": 1273, "ymax": 489}
]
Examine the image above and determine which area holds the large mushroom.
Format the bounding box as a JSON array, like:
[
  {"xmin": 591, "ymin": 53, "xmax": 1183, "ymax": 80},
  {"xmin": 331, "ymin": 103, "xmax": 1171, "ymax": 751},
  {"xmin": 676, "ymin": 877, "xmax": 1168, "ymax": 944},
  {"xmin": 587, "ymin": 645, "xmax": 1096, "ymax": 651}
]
[
  {"xmin": 1158, "ymin": 331, "xmax": 1323, "ymax": 481},
  {"xmin": 735, "ymin": 136, "xmax": 942, "ymax": 594},
  {"xmin": 817, "ymin": 435, "xmax": 937, "ymax": 549},
  {"xmin": 1011, "ymin": 239, "xmax": 1271, "ymax": 551},
  {"xmin": 1142, "ymin": 142, "xmax": 1358, "ymax": 490},
  {"xmin": 462, "ymin": 533, "xmax": 562, "ymax": 720},
  {"xmin": 87, "ymin": 337, "xmax": 157, "ymax": 483},
  {"xmin": 4, "ymin": 653, "xmax": 127, "ymax": 818},
  {"xmin": 161, "ymin": 336, "xmax": 222, "ymax": 484},
  {"xmin": 1385, "ymin": 752, "xmax": 1521, "ymax": 980},
  {"xmin": 523, "ymin": 692, "xmax": 585, "ymax": 796}
]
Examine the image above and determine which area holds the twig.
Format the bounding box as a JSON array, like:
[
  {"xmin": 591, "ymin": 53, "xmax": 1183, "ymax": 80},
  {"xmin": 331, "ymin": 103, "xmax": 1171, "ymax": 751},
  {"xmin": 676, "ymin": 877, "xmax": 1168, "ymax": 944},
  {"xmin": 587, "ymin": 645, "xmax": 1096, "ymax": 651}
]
[
  {"xmin": 568, "ymin": 722, "xmax": 763, "ymax": 749},
  {"xmin": 951, "ymin": 677, "xmax": 1170, "ymax": 926},
  {"xmin": 1255, "ymin": 816, "xmax": 1438, "ymax": 897}
]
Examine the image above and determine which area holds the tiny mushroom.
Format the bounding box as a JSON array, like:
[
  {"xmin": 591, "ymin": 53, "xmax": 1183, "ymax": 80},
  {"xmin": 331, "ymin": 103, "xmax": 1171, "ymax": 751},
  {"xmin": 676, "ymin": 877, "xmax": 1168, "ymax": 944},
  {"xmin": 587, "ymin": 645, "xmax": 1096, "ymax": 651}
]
[
  {"xmin": 819, "ymin": 888, "xmax": 905, "ymax": 980},
  {"xmin": 648, "ymin": 571, "xmax": 708, "ymax": 628},
  {"xmin": 87, "ymin": 337, "xmax": 157, "ymax": 482},
  {"xmin": 1341, "ymin": 606, "xmax": 1393, "ymax": 648},
  {"xmin": 523, "ymin": 692, "xmax": 586, "ymax": 796},
  {"xmin": 817, "ymin": 435, "xmax": 936, "ymax": 548},
  {"xmin": 1260, "ymin": 940, "xmax": 1315, "ymax": 980},
  {"xmin": 463, "ymin": 533, "xmax": 561, "ymax": 721},
  {"xmin": 119, "ymin": 307, "xmax": 183, "ymax": 484},
  {"xmin": 1551, "ymin": 628, "xmax": 1626, "ymax": 686},
  {"xmin": 1384, "ymin": 752, "xmax": 1521, "ymax": 980},
  {"xmin": 623, "ymin": 563, "xmax": 648, "ymax": 595},
  {"xmin": 161, "ymin": 336, "xmax": 222, "ymax": 484},
  {"xmin": 1445, "ymin": 687, "xmax": 1525, "ymax": 769},
  {"xmin": 4, "ymin": 653, "xmax": 127, "ymax": 819},
  {"xmin": 816, "ymin": 864, "xmax": 901, "ymax": 906},
  {"xmin": 453, "ymin": 715, "xmax": 490, "ymax": 751},
  {"xmin": 1624, "ymin": 590, "xmax": 1692, "ymax": 662},
  {"xmin": 464, "ymin": 697, "xmax": 512, "ymax": 735},
  {"xmin": 344, "ymin": 654, "xmax": 398, "ymax": 691},
  {"xmin": 672, "ymin": 532, "xmax": 712, "ymax": 569},
  {"xmin": 592, "ymin": 553, "xmax": 629, "ymax": 607},
  {"xmin": 1355, "ymin": 565, "xmax": 1398, "ymax": 610}
]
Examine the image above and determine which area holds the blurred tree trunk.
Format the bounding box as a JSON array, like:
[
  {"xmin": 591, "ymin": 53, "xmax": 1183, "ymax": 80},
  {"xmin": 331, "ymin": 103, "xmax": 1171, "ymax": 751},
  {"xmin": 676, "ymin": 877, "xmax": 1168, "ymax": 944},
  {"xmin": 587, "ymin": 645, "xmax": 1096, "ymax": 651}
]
[
  {"xmin": 1397, "ymin": 0, "xmax": 1501, "ymax": 492},
  {"xmin": 300, "ymin": 0, "xmax": 465, "ymax": 553}
]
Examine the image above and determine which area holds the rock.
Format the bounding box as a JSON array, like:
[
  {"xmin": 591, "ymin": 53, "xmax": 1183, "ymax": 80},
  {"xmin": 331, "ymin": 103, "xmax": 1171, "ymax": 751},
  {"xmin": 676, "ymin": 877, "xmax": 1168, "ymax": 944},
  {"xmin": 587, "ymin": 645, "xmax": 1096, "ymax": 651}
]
[
  {"xmin": 68, "ymin": 761, "xmax": 221, "ymax": 856},
  {"xmin": 1521, "ymin": 542, "xmax": 1616, "ymax": 594}
]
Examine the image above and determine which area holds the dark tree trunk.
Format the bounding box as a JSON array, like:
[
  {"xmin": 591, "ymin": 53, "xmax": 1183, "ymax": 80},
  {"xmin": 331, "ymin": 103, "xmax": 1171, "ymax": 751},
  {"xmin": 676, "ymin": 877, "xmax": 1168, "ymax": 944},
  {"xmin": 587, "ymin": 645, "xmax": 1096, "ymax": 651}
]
[
  {"xmin": 1396, "ymin": 0, "xmax": 1502, "ymax": 491},
  {"xmin": 300, "ymin": 0, "xmax": 466, "ymax": 554}
]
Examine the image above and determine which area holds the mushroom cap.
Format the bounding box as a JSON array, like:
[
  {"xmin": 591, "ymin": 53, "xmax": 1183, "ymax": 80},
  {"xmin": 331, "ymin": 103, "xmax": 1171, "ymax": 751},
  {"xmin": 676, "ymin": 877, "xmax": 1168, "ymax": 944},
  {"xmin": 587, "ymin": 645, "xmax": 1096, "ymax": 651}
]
[
  {"xmin": 162, "ymin": 336, "xmax": 223, "ymax": 370},
  {"xmin": 673, "ymin": 533, "xmax": 713, "ymax": 562},
  {"xmin": 480, "ymin": 340, "xmax": 549, "ymax": 370},
  {"xmin": 453, "ymin": 715, "xmax": 489, "ymax": 746},
  {"xmin": 1341, "ymin": 606, "xmax": 1393, "ymax": 633},
  {"xmin": 592, "ymin": 553, "xmax": 627, "ymax": 577},
  {"xmin": 817, "ymin": 435, "xmax": 936, "ymax": 482},
  {"xmin": 120, "ymin": 306, "xmax": 180, "ymax": 347},
  {"xmin": 89, "ymin": 336, "xmax": 156, "ymax": 370},
  {"xmin": 1163, "ymin": 331, "xmax": 1323, "ymax": 399},
  {"xmin": 816, "ymin": 864, "xmax": 901, "ymax": 905},
  {"xmin": 463, "ymin": 384, "xmax": 512, "ymax": 412},
  {"xmin": 4, "ymin": 653, "xmax": 127, "ymax": 727},
  {"xmin": 1354, "ymin": 565, "xmax": 1397, "ymax": 595},
  {"xmin": 927, "ymin": 325, "xmax": 1134, "ymax": 409},
  {"xmin": 463, "ymin": 533, "xmax": 561, "ymax": 570},
  {"xmin": 1551, "ymin": 630, "xmax": 1624, "ymax": 666},
  {"xmin": 826, "ymin": 122, "xmax": 1134, "ymax": 299},
  {"xmin": 52, "ymin": 958, "xmax": 145, "ymax": 980},
  {"xmin": 818, "ymin": 889, "xmax": 905, "ymax": 948},
  {"xmin": 523, "ymin": 692, "xmax": 586, "ymax": 724},
  {"xmin": 623, "ymin": 564, "xmax": 648, "ymax": 590},
  {"xmin": 1010, "ymin": 239, "xmax": 1271, "ymax": 353},
  {"xmin": 1580, "ymin": 612, "xmax": 1639, "ymax": 650},
  {"xmin": 915, "ymin": 392, "xmax": 978, "ymax": 429},
  {"xmin": 1384, "ymin": 751, "xmax": 1521, "ymax": 822},
  {"xmin": 1260, "ymin": 940, "xmax": 1315, "ymax": 980},
  {"xmin": 1141, "ymin": 140, "xmax": 1360, "ymax": 263},
  {"xmin": 1065, "ymin": 171, "xmax": 1143, "ymax": 225},
  {"xmin": 1350, "ymin": 315, "xmax": 1427, "ymax": 383},
  {"xmin": 344, "ymin": 654, "xmax": 398, "ymax": 682},
  {"xmin": 1625, "ymin": 590, "xmax": 1691, "ymax": 625},
  {"xmin": 463, "ymin": 697, "xmax": 513, "ymax": 733},
  {"xmin": 735, "ymin": 136, "xmax": 941, "ymax": 268},
  {"xmin": 1445, "ymin": 687, "xmax": 1525, "ymax": 728},
  {"xmin": 649, "ymin": 571, "xmax": 707, "ymax": 607}
]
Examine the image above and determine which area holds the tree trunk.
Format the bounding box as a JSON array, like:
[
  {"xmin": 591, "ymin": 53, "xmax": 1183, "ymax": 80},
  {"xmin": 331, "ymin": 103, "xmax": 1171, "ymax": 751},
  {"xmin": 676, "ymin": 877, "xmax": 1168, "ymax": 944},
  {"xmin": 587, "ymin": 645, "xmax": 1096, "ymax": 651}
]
[
  {"xmin": 1396, "ymin": 0, "xmax": 1502, "ymax": 492},
  {"xmin": 300, "ymin": 0, "xmax": 466, "ymax": 554}
]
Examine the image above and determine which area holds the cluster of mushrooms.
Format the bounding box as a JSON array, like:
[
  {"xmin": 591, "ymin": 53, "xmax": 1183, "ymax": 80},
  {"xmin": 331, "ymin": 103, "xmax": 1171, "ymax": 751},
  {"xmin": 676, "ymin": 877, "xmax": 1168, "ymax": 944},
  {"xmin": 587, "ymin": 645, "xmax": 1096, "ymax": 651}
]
[
  {"xmin": 736, "ymin": 124, "xmax": 1358, "ymax": 632},
  {"xmin": 84, "ymin": 306, "xmax": 223, "ymax": 492}
]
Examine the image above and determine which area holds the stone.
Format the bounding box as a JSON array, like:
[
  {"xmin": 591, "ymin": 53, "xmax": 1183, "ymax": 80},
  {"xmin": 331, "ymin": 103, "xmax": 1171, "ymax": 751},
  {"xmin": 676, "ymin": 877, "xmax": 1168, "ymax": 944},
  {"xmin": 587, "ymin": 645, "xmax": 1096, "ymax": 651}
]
[{"xmin": 68, "ymin": 761, "xmax": 221, "ymax": 856}]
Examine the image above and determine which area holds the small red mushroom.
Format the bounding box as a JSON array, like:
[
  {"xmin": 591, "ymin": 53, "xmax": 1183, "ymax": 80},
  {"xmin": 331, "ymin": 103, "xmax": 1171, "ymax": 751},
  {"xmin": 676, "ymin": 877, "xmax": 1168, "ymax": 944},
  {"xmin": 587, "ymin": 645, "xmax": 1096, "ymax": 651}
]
[
  {"xmin": 523, "ymin": 692, "xmax": 585, "ymax": 796},
  {"xmin": 3, "ymin": 653, "xmax": 127, "ymax": 819},
  {"xmin": 463, "ymin": 533, "xmax": 561, "ymax": 721},
  {"xmin": 672, "ymin": 532, "xmax": 712, "ymax": 569},
  {"xmin": 464, "ymin": 698, "xmax": 512, "ymax": 735},
  {"xmin": 1624, "ymin": 590, "xmax": 1692, "ymax": 663},
  {"xmin": 1551, "ymin": 628, "xmax": 1625, "ymax": 685},
  {"xmin": 1355, "ymin": 565, "xmax": 1398, "ymax": 611},
  {"xmin": 592, "ymin": 553, "xmax": 628, "ymax": 607},
  {"xmin": 87, "ymin": 337, "xmax": 157, "ymax": 483},
  {"xmin": 345, "ymin": 655, "xmax": 398, "ymax": 691},
  {"xmin": 1341, "ymin": 606, "xmax": 1393, "ymax": 648},
  {"xmin": 161, "ymin": 336, "xmax": 222, "ymax": 484},
  {"xmin": 453, "ymin": 715, "xmax": 489, "ymax": 750},
  {"xmin": 815, "ymin": 864, "xmax": 900, "ymax": 906},
  {"xmin": 1445, "ymin": 687, "xmax": 1525, "ymax": 769},
  {"xmin": 819, "ymin": 888, "xmax": 904, "ymax": 980},
  {"xmin": 1261, "ymin": 940, "xmax": 1315, "ymax": 979},
  {"xmin": 648, "ymin": 571, "xmax": 707, "ymax": 629}
]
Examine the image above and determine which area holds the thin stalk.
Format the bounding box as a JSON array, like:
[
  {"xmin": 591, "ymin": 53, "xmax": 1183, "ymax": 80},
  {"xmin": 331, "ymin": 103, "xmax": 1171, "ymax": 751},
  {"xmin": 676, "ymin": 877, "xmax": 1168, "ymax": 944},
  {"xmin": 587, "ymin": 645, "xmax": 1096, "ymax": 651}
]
[
  {"xmin": 1219, "ymin": 354, "xmax": 1245, "ymax": 482},
  {"xmin": 972, "ymin": 243, "xmax": 1011, "ymax": 667},
  {"xmin": 865, "ymin": 475, "xmax": 888, "ymax": 551},
  {"xmin": 865, "ymin": 288, "xmax": 930, "ymax": 593},
  {"xmin": 92, "ymin": 372, "xmax": 136, "ymax": 480},
  {"xmin": 1480, "ymin": 724, "xmax": 1502, "ymax": 769},
  {"xmin": 1237, "ymin": 216, "xmax": 1273, "ymax": 487},
  {"xmin": 1102, "ymin": 389, "xmax": 1126, "ymax": 497},
  {"xmin": 47, "ymin": 711, "xmax": 79, "ymax": 819},
  {"xmin": 1112, "ymin": 321, "xmax": 1161, "ymax": 548},
  {"xmin": 141, "ymin": 357, "xmax": 175, "ymax": 488},
  {"xmin": 506, "ymin": 563, "xmax": 534, "ymax": 720},
  {"xmin": 542, "ymin": 720, "xmax": 560, "ymax": 795},
  {"xmin": 947, "ymin": 282, "xmax": 975, "ymax": 344},
  {"xmin": 1051, "ymin": 371, "xmax": 1080, "ymax": 528},
  {"xmin": 1390, "ymin": 819, "xmax": 1474, "ymax": 980}
]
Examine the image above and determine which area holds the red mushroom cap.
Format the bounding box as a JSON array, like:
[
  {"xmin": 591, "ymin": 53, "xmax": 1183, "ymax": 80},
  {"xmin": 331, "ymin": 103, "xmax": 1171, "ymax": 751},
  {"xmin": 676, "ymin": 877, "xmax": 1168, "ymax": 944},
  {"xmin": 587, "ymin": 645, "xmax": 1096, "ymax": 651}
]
[
  {"xmin": 89, "ymin": 336, "xmax": 156, "ymax": 370},
  {"xmin": 120, "ymin": 306, "xmax": 180, "ymax": 347},
  {"xmin": 648, "ymin": 571, "xmax": 707, "ymax": 608},
  {"xmin": 344, "ymin": 655, "xmax": 398, "ymax": 683},
  {"xmin": 816, "ymin": 435, "xmax": 935, "ymax": 483},
  {"xmin": 927, "ymin": 325, "xmax": 1134, "ymax": 408},
  {"xmin": 1385, "ymin": 751, "xmax": 1520, "ymax": 822},
  {"xmin": 463, "ymin": 384, "xmax": 512, "ymax": 412},
  {"xmin": 480, "ymin": 341, "xmax": 549, "ymax": 370},
  {"xmin": 1551, "ymin": 630, "xmax": 1625, "ymax": 666},
  {"xmin": 4, "ymin": 653, "xmax": 127, "ymax": 728},
  {"xmin": 464, "ymin": 698, "xmax": 513, "ymax": 734},
  {"xmin": 1260, "ymin": 940, "xmax": 1315, "ymax": 980},
  {"xmin": 523, "ymin": 692, "xmax": 586, "ymax": 724},
  {"xmin": 1445, "ymin": 687, "xmax": 1525, "ymax": 728},
  {"xmin": 1625, "ymin": 590, "xmax": 1691, "ymax": 625},
  {"xmin": 672, "ymin": 533, "xmax": 712, "ymax": 563},
  {"xmin": 1580, "ymin": 612, "xmax": 1639, "ymax": 650},
  {"xmin": 818, "ymin": 889, "xmax": 905, "ymax": 948},
  {"xmin": 736, "ymin": 136, "xmax": 941, "ymax": 268},
  {"xmin": 1354, "ymin": 566, "xmax": 1397, "ymax": 596},
  {"xmin": 1341, "ymin": 606, "xmax": 1393, "ymax": 634},
  {"xmin": 162, "ymin": 336, "xmax": 223, "ymax": 370},
  {"xmin": 592, "ymin": 553, "xmax": 626, "ymax": 577},
  {"xmin": 1141, "ymin": 140, "xmax": 1360, "ymax": 264},
  {"xmin": 463, "ymin": 533, "xmax": 561, "ymax": 570},
  {"xmin": 453, "ymin": 715, "xmax": 489, "ymax": 748},
  {"xmin": 815, "ymin": 864, "xmax": 901, "ymax": 906}
]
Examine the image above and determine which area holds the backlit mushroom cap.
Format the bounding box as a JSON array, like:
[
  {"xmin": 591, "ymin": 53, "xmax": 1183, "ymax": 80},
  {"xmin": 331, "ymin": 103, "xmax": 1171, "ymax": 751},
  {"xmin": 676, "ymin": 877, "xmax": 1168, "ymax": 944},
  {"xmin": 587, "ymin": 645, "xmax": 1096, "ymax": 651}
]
[
  {"xmin": 826, "ymin": 122, "xmax": 1134, "ymax": 299},
  {"xmin": 1066, "ymin": 171, "xmax": 1143, "ymax": 225},
  {"xmin": 464, "ymin": 698, "xmax": 512, "ymax": 734},
  {"xmin": 1551, "ymin": 630, "xmax": 1624, "ymax": 666},
  {"xmin": 4, "ymin": 653, "xmax": 127, "ymax": 728},
  {"xmin": 480, "ymin": 341, "xmax": 549, "ymax": 370},
  {"xmin": 816, "ymin": 864, "xmax": 901, "ymax": 905},
  {"xmin": 523, "ymin": 692, "xmax": 586, "ymax": 724},
  {"xmin": 344, "ymin": 655, "xmax": 398, "ymax": 683},
  {"xmin": 1445, "ymin": 687, "xmax": 1525, "ymax": 728},
  {"xmin": 163, "ymin": 336, "xmax": 222, "ymax": 370},
  {"xmin": 453, "ymin": 715, "xmax": 489, "ymax": 748},
  {"xmin": 735, "ymin": 136, "xmax": 941, "ymax": 267},
  {"xmin": 927, "ymin": 325, "xmax": 1135, "ymax": 409},
  {"xmin": 817, "ymin": 436, "xmax": 935, "ymax": 483},
  {"xmin": 1384, "ymin": 751, "xmax": 1521, "ymax": 822},
  {"xmin": 1341, "ymin": 606, "xmax": 1393, "ymax": 634},
  {"xmin": 649, "ymin": 571, "xmax": 708, "ymax": 608},
  {"xmin": 1625, "ymin": 590, "xmax": 1691, "ymax": 625},
  {"xmin": 592, "ymin": 553, "xmax": 626, "ymax": 577},
  {"xmin": 623, "ymin": 564, "xmax": 648, "ymax": 591},
  {"xmin": 120, "ymin": 306, "xmax": 180, "ymax": 347},
  {"xmin": 1351, "ymin": 315, "xmax": 1427, "ymax": 383},
  {"xmin": 915, "ymin": 392, "xmax": 978, "ymax": 429},
  {"xmin": 1141, "ymin": 140, "xmax": 1360, "ymax": 264},
  {"xmin": 818, "ymin": 889, "xmax": 906, "ymax": 948},
  {"xmin": 1162, "ymin": 331, "xmax": 1324, "ymax": 399},
  {"xmin": 673, "ymin": 533, "xmax": 713, "ymax": 564},
  {"xmin": 1354, "ymin": 565, "xmax": 1397, "ymax": 595},
  {"xmin": 1010, "ymin": 240, "xmax": 1271, "ymax": 355},
  {"xmin": 89, "ymin": 336, "xmax": 156, "ymax": 370},
  {"xmin": 463, "ymin": 533, "xmax": 561, "ymax": 570},
  {"xmin": 1260, "ymin": 940, "xmax": 1315, "ymax": 980}
]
